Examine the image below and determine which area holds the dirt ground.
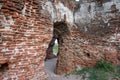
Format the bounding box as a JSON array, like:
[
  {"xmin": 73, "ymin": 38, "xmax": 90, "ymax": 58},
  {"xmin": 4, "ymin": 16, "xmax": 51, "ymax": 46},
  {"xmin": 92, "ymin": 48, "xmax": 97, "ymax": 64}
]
[{"xmin": 45, "ymin": 58, "xmax": 82, "ymax": 80}]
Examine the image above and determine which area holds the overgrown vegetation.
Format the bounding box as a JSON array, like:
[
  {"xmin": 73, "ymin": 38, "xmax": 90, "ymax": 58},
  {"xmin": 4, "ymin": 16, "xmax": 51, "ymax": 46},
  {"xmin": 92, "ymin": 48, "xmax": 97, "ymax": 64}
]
[
  {"xmin": 53, "ymin": 43, "xmax": 58, "ymax": 55},
  {"xmin": 66, "ymin": 60, "xmax": 120, "ymax": 80}
]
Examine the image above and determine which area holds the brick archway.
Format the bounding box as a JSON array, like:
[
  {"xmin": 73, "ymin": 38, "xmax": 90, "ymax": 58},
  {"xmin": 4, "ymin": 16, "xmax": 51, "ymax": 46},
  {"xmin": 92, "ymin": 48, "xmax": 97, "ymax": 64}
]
[{"xmin": 46, "ymin": 21, "xmax": 70, "ymax": 59}]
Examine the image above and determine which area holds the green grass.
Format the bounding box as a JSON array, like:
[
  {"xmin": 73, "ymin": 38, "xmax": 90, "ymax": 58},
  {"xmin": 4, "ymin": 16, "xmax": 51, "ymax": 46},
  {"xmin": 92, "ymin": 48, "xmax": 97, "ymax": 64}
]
[
  {"xmin": 53, "ymin": 44, "xmax": 58, "ymax": 55},
  {"xmin": 66, "ymin": 60, "xmax": 120, "ymax": 80}
]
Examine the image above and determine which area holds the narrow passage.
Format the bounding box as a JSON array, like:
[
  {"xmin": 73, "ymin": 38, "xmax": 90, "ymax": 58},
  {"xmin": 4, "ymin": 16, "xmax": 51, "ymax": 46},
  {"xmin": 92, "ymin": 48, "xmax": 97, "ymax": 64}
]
[{"xmin": 45, "ymin": 58, "xmax": 81, "ymax": 80}]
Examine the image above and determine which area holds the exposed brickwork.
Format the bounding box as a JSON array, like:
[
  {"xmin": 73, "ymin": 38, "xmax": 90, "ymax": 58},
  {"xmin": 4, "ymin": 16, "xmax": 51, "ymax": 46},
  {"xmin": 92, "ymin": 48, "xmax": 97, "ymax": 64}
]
[
  {"xmin": 0, "ymin": 0, "xmax": 120, "ymax": 79},
  {"xmin": 56, "ymin": 0, "xmax": 120, "ymax": 74},
  {"xmin": 0, "ymin": 0, "xmax": 53, "ymax": 79}
]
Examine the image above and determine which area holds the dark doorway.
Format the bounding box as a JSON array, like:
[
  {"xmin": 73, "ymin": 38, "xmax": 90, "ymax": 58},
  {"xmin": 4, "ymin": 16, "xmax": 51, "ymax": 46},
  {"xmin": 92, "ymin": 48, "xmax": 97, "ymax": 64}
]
[{"xmin": 45, "ymin": 21, "xmax": 69, "ymax": 60}]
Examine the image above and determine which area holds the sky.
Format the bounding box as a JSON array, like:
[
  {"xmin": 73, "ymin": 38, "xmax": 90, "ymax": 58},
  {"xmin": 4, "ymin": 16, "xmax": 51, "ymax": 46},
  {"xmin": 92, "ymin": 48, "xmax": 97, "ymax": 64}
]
[{"xmin": 76, "ymin": 0, "xmax": 79, "ymax": 1}]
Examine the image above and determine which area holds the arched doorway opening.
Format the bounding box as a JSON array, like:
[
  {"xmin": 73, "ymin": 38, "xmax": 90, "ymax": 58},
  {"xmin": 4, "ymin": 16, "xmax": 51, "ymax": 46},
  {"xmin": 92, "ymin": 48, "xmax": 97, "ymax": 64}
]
[
  {"xmin": 45, "ymin": 21, "xmax": 70, "ymax": 79},
  {"xmin": 45, "ymin": 21, "xmax": 69, "ymax": 60},
  {"xmin": 53, "ymin": 39, "xmax": 58, "ymax": 56}
]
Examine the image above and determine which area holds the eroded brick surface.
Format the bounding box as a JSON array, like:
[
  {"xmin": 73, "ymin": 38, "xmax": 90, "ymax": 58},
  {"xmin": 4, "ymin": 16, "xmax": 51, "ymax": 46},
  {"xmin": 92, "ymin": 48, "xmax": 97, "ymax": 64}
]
[
  {"xmin": 0, "ymin": 0, "xmax": 53, "ymax": 79},
  {"xmin": 56, "ymin": 0, "xmax": 120, "ymax": 74},
  {"xmin": 0, "ymin": 0, "xmax": 120, "ymax": 79}
]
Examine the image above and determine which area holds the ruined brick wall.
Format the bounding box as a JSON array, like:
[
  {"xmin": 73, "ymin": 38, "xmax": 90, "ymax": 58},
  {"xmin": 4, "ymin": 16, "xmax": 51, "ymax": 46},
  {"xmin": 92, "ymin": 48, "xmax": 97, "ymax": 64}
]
[
  {"xmin": 1, "ymin": 0, "xmax": 119, "ymax": 78},
  {"xmin": 0, "ymin": 0, "xmax": 53, "ymax": 79},
  {"xmin": 56, "ymin": 0, "xmax": 120, "ymax": 74},
  {"xmin": 0, "ymin": 0, "xmax": 75, "ymax": 79}
]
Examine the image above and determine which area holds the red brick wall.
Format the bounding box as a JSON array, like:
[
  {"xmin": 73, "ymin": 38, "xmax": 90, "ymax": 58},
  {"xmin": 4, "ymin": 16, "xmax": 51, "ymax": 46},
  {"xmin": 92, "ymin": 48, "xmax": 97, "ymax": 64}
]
[
  {"xmin": 56, "ymin": 0, "xmax": 120, "ymax": 74},
  {"xmin": 0, "ymin": 0, "xmax": 53, "ymax": 79},
  {"xmin": 1, "ymin": 0, "xmax": 119, "ymax": 79}
]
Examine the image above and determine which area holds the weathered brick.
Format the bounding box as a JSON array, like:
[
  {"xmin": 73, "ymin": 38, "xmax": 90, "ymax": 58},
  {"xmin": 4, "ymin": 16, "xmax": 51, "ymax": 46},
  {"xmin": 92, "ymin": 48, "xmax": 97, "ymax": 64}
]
[
  {"xmin": 0, "ymin": 0, "xmax": 53, "ymax": 79},
  {"xmin": 0, "ymin": 0, "xmax": 120, "ymax": 79}
]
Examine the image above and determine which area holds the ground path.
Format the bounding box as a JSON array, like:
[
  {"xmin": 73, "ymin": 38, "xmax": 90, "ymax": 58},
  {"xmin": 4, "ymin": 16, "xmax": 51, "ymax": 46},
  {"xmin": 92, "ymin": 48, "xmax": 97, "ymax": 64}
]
[{"xmin": 45, "ymin": 58, "xmax": 82, "ymax": 80}]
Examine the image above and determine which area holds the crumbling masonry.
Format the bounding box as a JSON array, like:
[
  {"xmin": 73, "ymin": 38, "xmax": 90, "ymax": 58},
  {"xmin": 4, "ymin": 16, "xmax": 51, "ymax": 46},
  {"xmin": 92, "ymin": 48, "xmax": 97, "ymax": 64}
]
[{"xmin": 0, "ymin": 0, "xmax": 120, "ymax": 80}]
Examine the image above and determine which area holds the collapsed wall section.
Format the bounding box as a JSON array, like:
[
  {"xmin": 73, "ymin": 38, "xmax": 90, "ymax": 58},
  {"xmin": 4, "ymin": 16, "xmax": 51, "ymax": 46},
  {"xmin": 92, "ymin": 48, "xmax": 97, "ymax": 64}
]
[
  {"xmin": 1, "ymin": 0, "xmax": 119, "ymax": 78},
  {"xmin": 56, "ymin": 0, "xmax": 120, "ymax": 74}
]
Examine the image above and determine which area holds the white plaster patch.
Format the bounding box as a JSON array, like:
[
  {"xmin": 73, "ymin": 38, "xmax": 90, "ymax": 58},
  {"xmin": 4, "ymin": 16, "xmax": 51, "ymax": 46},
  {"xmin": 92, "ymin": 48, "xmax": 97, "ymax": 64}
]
[
  {"xmin": 8, "ymin": 16, "xmax": 14, "ymax": 25},
  {"xmin": 2, "ymin": 43, "xmax": 6, "ymax": 46},
  {"xmin": 44, "ymin": 1, "xmax": 56, "ymax": 21},
  {"xmin": 103, "ymin": 1, "xmax": 114, "ymax": 12},
  {"xmin": 55, "ymin": 2, "xmax": 73, "ymax": 23},
  {"xmin": 18, "ymin": 62, "xmax": 22, "ymax": 65},
  {"xmin": 107, "ymin": 33, "xmax": 120, "ymax": 42},
  {"xmin": 14, "ymin": 47, "xmax": 19, "ymax": 54},
  {"xmin": 4, "ymin": 26, "xmax": 10, "ymax": 30},
  {"xmin": 0, "ymin": 3, "xmax": 3, "ymax": 9},
  {"xmin": 3, "ymin": 78, "xmax": 8, "ymax": 80},
  {"xmin": 29, "ymin": 6, "xmax": 32, "ymax": 16},
  {"xmin": 22, "ymin": 5, "xmax": 26, "ymax": 15},
  {"xmin": 44, "ymin": 1, "xmax": 73, "ymax": 23},
  {"xmin": 0, "ymin": 15, "xmax": 14, "ymax": 30},
  {"xmin": 74, "ymin": 0, "xmax": 120, "ymax": 24},
  {"xmin": 42, "ymin": 43, "xmax": 48, "ymax": 48},
  {"xmin": 1, "ymin": 48, "xmax": 9, "ymax": 52},
  {"xmin": 74, "ymin": 2, "xmax": 96, "ymax": 24}
]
